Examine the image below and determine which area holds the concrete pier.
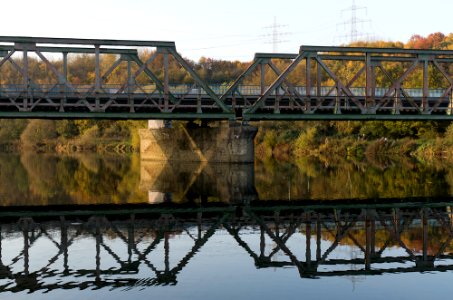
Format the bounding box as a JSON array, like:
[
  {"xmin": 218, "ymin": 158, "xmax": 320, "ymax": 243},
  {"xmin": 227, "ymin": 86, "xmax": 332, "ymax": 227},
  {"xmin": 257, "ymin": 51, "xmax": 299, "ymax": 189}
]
[{"xmin": 139, "ymin": 122, "xmax": 257, "ymax": 163}]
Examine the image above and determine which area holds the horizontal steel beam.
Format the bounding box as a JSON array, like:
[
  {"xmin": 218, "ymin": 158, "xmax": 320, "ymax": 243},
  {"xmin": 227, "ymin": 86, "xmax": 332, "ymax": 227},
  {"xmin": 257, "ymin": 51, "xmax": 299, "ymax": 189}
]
[
  {"xmin": 318, "ymin": 55, "xmax": 453, "ymax": 62},
  {"xmin": 243, "ymin": 113, "xmax": 453, "ymax": 121},
  {"xmin": 0, "ymin": 111, "xmax": 236, "ymax": 120},
  {"xmin": 252, "ymin": 53, "xmax": 453, "ymax": 63},
  {"xmin": 300, "ymin": 45, "xmax": 453, "ymax": 56},
  {"xmin": 254, "ymin": 53, "xmax": 298, "ymax": 60},
  {"xmin": 0, "ymin": 45, "xmax": 138, "ymax": 55},
  {"xmin": 0, "ymin": 36, "xmax": 176, "ymax": 48}
]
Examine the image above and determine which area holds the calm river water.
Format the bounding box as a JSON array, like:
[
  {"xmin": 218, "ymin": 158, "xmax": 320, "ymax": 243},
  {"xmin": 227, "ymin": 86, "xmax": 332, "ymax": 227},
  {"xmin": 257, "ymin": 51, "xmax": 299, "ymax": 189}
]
[{"xmin": 1, "ymin": 153, "xmax": 453, "ymax": 299}]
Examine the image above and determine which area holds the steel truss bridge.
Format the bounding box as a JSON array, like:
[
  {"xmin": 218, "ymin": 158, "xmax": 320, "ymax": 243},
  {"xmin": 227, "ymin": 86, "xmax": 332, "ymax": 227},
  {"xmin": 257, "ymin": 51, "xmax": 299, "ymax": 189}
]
[
  {"xmin": 1, "ymin": 201, "xmax": 453, "ymax": 292},
  {"xmin": 1, "ymin": 37, "xmax": 453, "ymax": 120}
]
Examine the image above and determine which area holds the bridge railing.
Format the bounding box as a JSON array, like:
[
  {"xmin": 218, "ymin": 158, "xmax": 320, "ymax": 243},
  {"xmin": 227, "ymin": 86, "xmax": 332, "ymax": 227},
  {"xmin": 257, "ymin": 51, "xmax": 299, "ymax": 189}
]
[{"xmin": 1, "ymin": 83, "xmax": 449, "ymax": 98}]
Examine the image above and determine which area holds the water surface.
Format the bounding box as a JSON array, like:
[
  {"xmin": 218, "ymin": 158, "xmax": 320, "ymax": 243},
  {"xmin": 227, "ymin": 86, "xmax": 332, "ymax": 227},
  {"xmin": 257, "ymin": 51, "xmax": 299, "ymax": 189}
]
[{"xmin": 1, "ymin": 153, "xmax": 453, "ymax": 299}]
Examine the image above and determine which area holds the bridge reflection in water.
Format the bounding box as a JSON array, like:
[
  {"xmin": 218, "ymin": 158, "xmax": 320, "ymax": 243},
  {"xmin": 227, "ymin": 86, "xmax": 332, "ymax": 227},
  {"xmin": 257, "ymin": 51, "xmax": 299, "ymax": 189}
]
[{"xmin": 1, "ymin": 201, "xmax": 453, "ymax": 293}]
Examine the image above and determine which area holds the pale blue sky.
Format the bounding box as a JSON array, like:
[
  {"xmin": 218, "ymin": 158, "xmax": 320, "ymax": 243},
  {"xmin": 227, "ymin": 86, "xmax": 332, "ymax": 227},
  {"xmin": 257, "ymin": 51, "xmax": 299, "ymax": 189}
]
[{"xmin": 1, "ymin": 0, "xmax": 451, "ymax": 61}]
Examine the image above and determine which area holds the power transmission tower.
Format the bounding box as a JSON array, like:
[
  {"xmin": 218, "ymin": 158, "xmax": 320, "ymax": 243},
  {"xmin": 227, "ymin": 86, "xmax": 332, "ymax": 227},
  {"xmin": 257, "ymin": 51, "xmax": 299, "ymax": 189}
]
[
  {"xmin": 336, "ymin": 0, "xmax": 372, "ymax": 44},
  {"xmin": 262, "ymin": 17, "xmax": 291, "ymax": 53}
]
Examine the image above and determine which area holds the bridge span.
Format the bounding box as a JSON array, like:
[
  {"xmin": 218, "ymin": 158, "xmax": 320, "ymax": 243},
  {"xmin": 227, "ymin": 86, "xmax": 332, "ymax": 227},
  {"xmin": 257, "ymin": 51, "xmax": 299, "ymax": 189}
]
[{"xmin": 1, "ymin": 36, "xmax": 453, "ymax": 120}]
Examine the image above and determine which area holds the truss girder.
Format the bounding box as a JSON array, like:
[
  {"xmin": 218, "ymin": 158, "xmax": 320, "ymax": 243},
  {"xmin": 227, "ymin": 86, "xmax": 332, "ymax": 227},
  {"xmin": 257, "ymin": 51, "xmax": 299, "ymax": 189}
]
[{"xmin": 1, "ymin": 37, "xmax": 453, "ymax": 119}]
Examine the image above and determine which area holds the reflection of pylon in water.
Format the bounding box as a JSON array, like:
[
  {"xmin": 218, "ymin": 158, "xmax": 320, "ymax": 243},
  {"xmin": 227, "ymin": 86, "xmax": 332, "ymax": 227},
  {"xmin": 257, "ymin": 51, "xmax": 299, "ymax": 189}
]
[{"xmin": 347, "ymin": 249, "xmax": 366, "ymax": 291}]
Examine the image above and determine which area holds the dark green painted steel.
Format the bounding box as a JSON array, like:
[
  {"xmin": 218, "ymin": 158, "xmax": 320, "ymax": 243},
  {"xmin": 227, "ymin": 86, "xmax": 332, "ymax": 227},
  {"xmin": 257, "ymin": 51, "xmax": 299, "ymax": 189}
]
[
  {"xmin": 0, "ymin": 111, "xmax": 237, "ymax": 120},
  {"xmin": 254, "ymin": 53, "xmax": 298, "ymax": 59},
  {"xmin": 0, "ymin": 36, "xmax": 176, "ymax": 48},
  {"xmin": 243, "ymin": 113, "xmax": 453, "ymax": 121},
  {"xmin": 0, "ymin": 45, "xmax": 138, "ymax": 54},
  {"xmin": 0, "ymin": 198, "xmax": 450, "ymax": 218},
  {"xmin": 300, "ymin": 45, "xmax": 453, "ymax": 56}
]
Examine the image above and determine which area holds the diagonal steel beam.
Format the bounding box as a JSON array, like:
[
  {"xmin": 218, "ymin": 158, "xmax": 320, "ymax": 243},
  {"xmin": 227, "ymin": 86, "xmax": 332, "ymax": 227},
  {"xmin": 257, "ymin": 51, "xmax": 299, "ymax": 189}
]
[
  {"xmin": 0, "ymin": 50, "xmax": 15, "ymax": 69},
  {"xmin": 267, "ymin": 61, "xmax": 306, "ymax": 106},
  {"xmin": 220, "ymin": 58, "xmax": 262, "ymax": 101},
  {"xmin": 375, "ymin": 60, "xmax": 420, "ymax": 110},
  {"xmin": 245, "ymin": 52, "xmax": 308, "ymax": 114},
  {"xmin": 315, "ymin": 56, "xmax": 366, "ymax": 112},
  {"xmin": 167, "ymin": 47, "xmax": 231, "ymax": 113},
  {"xmin": 130, "ymin": 55, "xmax": 177, "ymax": 104}
]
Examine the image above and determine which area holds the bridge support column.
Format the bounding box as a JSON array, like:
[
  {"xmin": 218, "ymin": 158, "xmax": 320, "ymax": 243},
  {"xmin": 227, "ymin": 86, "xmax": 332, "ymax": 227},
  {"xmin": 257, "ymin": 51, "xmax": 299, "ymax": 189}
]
[{"xmin": 139, "ymin": 121, "xmax": 257, "ymax": 162}]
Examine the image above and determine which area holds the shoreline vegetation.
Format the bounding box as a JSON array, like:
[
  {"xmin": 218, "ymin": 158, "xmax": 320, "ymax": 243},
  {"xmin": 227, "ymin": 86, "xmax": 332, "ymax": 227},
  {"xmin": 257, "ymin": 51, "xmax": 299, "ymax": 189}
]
[
  {"xmin": 253, "ymin": 120, "xmax": 453, "ymax": 163},
  {"xmin": 2, "ymin": 118, "xmax": 453, "ymax": 164}
]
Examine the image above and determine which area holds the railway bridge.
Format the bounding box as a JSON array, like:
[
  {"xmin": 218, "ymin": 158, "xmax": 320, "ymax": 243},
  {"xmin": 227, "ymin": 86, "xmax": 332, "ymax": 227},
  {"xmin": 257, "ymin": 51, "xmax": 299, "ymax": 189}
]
[{"xmin": 2, "ymin": 36, "xmax": 453, "ymax": 161}]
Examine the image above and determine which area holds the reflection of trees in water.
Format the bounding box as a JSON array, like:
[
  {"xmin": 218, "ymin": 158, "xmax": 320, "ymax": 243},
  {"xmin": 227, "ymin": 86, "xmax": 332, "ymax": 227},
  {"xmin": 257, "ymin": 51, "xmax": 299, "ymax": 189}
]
[
  {"xmin": 255, "ymin": 156, "xmax": 450, "ymax": 200},
  {"xmin": 0, "ymin": 155, "xmax": 29, "ymax": 204},
  {"xmin": 0, "ymin": 153, "xmax": 146, "ymax": 206},
  {"xmin": 2, "ymin": 152, "xmax": 453, "ymax": 206}
]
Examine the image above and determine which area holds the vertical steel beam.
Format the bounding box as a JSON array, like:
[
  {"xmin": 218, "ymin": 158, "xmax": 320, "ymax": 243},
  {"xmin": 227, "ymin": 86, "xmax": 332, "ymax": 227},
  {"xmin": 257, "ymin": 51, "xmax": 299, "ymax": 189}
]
[
  {"xmin": 366, "ymin": 53, "xmax": 374, "ymax": 112},
  {"xmin": 23, "ymin": 222, "xmax": 29, "ymax": 275},
  {"xmin": 365, "ymin": 210, "xmax": 372, "ymax": 270},
  {"xmin": 95, "ymin": 218, "xmax": 101, "ymax": 281},
  {"xmin": 60, "ymin": 216, "xmax": 69, "ymax": 272},
  {"xmin": 62, "ymin": 52, "xmax": 68, "ymax": 83},
  {"xmin": 316, "ymin": 215, "xmax": 321, "ymax": 261},
  {"xmin": 393, "ymin": 83, "xmax": 402, "ymax": 114},
  {"xmin": 127, "ymin": 58, "xmax": 134, "ymax": 112},
  {"xmin": 306, "ymin": 55, "xmax": 312, "ymax": 112},
  {"xmin": 260, "ymin": 62, "xmax": 266, "ymax": 95},
  {"xmin": 23, "ymin": 49, "xmax": 29, "ymax": 111},
  {"xmin": 317, "ymin": 61, "xmax": 322, "ymax": 98},
  {"xmin": 371, "ymin": 215, "xmax": 376, "ymax": 257},
  {"xmin": 61, "ymin": 52, "xmax": 68, "ymax": 112},
  {"xmin": 164, "ymin": 233, "xmax": 170, "ymax": 272},
  {"xmin": 306, "ymin": 221, "xmax": 312, "ymax": 266},
  {"xmin": 95, "ymin": 45, "xmax": 101, "ymax": 91},
  {"xmin": 127, "ymin": 59, "xmax": 132, "ymax": 93},
  {"xmin": 163, "ymin": 50, "xmax": 169, "ymax": 112},
  {"xmin": 128, "ymin": 214, "xmax": 135, "ymax": 263},
  {"xmin": 260, "ymin": 226, "xmax": 265, "ymax": 258},
  {"xmin": 422, "ymin": 208, "xmax": 428, "ymax": 262},
  {"xmin": 334, "ymin": 86, "xmax": 341, "ymax": 114},
  {"xmin": 423, "ymin": 58, "xmax": 429, "ymax": 113}
]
